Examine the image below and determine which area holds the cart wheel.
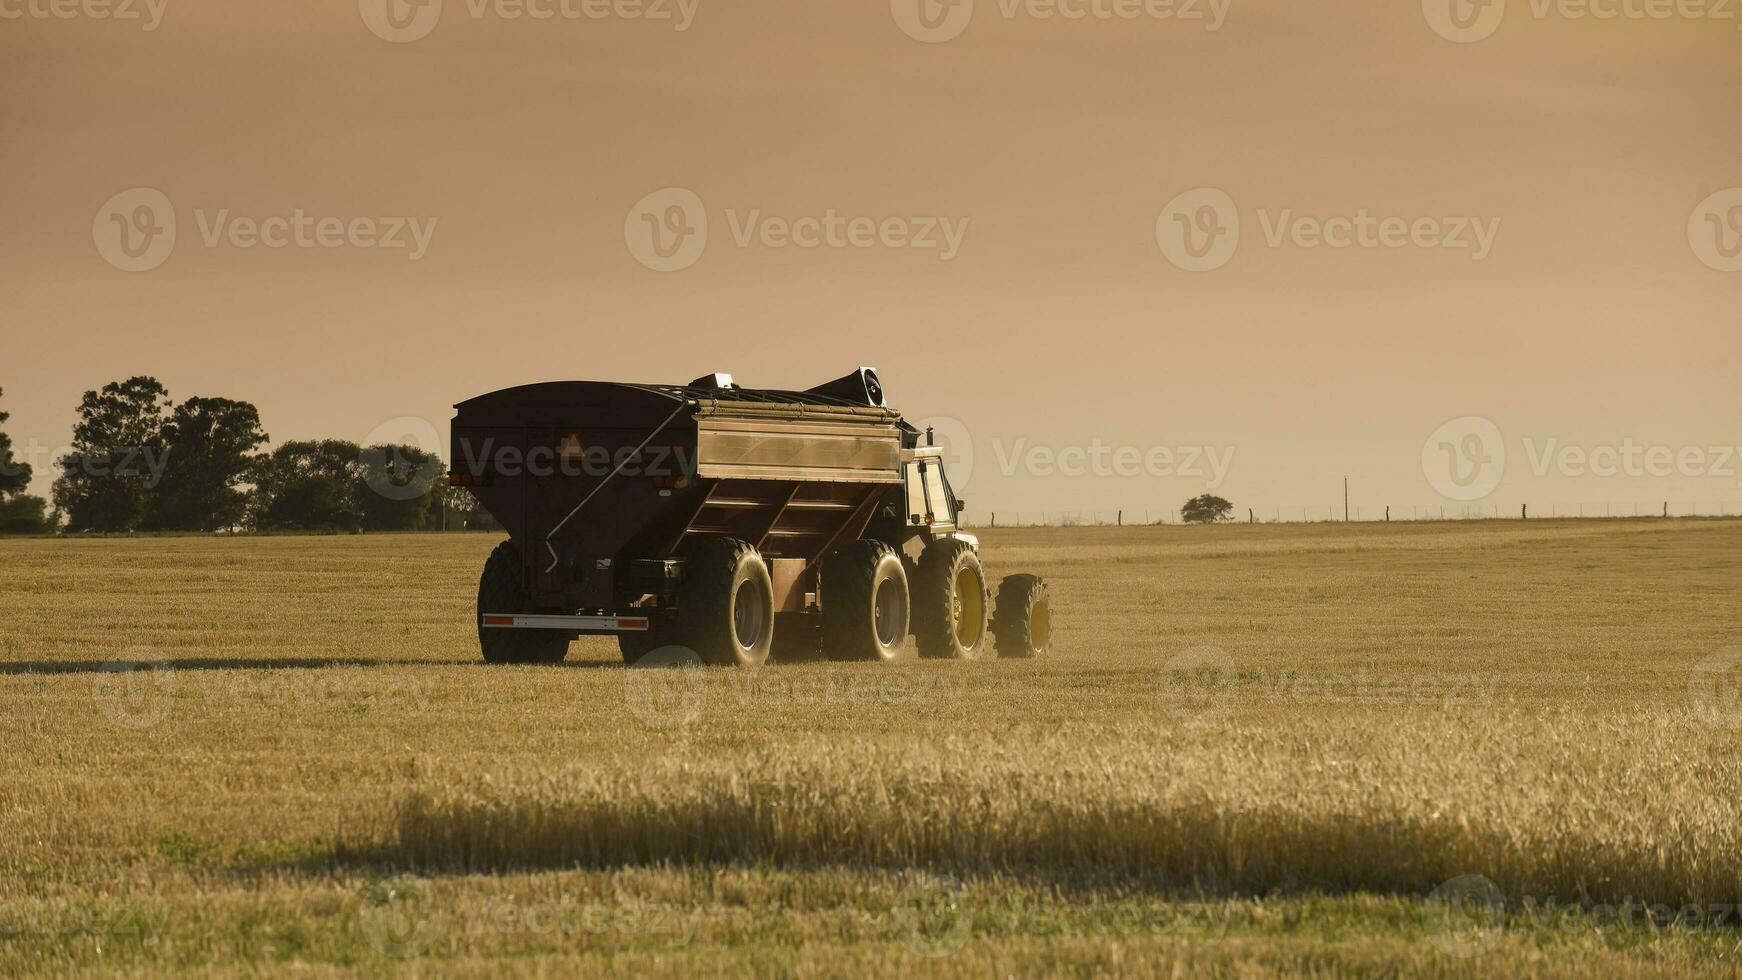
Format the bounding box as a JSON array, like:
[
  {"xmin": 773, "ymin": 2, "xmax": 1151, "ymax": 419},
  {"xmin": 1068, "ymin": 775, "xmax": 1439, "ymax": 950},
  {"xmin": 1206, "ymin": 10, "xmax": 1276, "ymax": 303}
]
[
  {"xmin": 476, "ymin": 540, "xmax": 569, "ymax": 664},
  {"xmin": 913, "ymin": 538, "xmax": 988, "ymax": 660},
  {"xmin": 678, "ymin": 537, "xmax": 774, "ymax": 667},
  {"xmin": 991, "ymin": 574, "xmax": 1051, "ymax": 658},
  {"xmin": 821, "ymin": 539, "xmax": 909, "ymax": 662}
]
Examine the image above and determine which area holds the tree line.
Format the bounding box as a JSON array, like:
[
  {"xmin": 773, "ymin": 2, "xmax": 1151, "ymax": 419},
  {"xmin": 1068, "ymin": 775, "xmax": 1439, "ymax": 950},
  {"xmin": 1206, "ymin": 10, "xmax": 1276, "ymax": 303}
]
[{"xmin": 0, "ymin": 377, "xmax": 487, "ymax": 535}]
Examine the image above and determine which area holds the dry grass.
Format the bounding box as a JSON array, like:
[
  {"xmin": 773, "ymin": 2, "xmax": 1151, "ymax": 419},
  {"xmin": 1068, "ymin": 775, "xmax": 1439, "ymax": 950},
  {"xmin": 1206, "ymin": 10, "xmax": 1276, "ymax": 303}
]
[
  {"xmin": 2, "ymin": 519, "xmax": 1741, "ymax": 976},
  {"xmin": 390, "ymin": 720, "xmax": 1740, "ymax": 911}
]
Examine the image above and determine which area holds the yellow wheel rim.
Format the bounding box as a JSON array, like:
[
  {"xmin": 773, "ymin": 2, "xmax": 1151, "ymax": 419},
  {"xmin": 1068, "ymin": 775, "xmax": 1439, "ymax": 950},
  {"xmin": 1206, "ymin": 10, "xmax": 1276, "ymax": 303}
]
[
  {"xmin": 953, "ymin": 566, "xmax": 984, "ymax": 648},
  {"xmin": 1029, "ymin": 599, "xmax": 1050, "ymax": 652}
]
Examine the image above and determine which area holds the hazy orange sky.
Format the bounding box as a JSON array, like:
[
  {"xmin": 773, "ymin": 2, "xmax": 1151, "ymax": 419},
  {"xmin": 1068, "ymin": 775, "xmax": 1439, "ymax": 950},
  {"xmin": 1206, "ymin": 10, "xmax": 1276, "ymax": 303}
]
[{"xmin": 2, "ymin": 0, "xmax": 1738, "ymax": 520}]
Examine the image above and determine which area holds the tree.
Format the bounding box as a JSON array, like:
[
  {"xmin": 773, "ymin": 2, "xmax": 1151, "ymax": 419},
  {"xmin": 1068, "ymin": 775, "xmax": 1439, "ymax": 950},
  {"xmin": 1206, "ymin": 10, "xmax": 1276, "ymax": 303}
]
[
  {"xmin": 0, "ymin": 386, "xmax": 29, "ymax": 499},
  {"xmin": 52, "ymin": 377, "xmax": 171, "ymax": 533},
  {"xmin": 0, "ymin": 495, "xmax": 54, "ymax": 535},
  {"xmin": 143, "ymin": 397, "xmax": 268, "ymax": 531},
  {"xmin": 0, "ymin": 387, "xmax": 53, "ymax": 535},
  {"xmin": 249, "ymin": 440, "xmax": 364, "ymax": 532},
  {"xmin": 1180, "ymin": 493, "xmax": 1233, "ymax": 524}
]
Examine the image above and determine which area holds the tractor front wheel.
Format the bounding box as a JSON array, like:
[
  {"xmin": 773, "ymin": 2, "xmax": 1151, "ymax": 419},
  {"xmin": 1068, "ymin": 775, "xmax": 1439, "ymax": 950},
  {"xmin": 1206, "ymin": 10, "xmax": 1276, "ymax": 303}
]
[{"xmin": 991, "ymin": 573, "xmax": 1051, "ymax": 658}]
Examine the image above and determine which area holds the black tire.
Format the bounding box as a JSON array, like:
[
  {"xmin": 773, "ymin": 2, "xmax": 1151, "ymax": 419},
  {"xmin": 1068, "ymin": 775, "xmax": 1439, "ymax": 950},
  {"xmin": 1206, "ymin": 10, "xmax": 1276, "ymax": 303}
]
[
  {"xmin": 991, "ymin": 574, "xmax": 1052, "ymax": 658},
  {"xmin": 476, "ymin": 540, "xmax": 570, "ymax": 665},
  {"xmin": 821, "ymin": 539, "xmax": 909, "ymax": 662},
  {"xmin": 912, "ymin": 538, "xmax": 988, "ymax": 660},
  {"xmin": 678, "ymin": 537, "xmax": 774, "ymax": 667}
]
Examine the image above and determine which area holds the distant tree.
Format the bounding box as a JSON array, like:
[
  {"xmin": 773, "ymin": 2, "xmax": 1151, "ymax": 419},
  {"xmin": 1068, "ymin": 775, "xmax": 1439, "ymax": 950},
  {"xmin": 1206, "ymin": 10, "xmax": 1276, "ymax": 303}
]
[
  {"xmin": 1180, "ymin": 493, "xmax": 1234, "ymax": 524},
  {"xmin": 142, "ymin": 397, "xmax": 268, "ymax": 532},
  {"xmin": 0, "ymin": 386, "xmax": 30, "ymax": 498},
  {"xmin": 249, "ymin": 440, "xmax": 363, "ymax": 532},
  {"xmin": 355, "ymin": 443, "xmax": 445, "ymax": 531},
  {"xmin": 0, "ymin": 387, "xmax": 53, "ymax": 535},
  {"xmin": 52, "ymin": 377, "xmax": 171, "ymax": 533},
  {"xmin": 0, "ymin": 495, "xmax": 53, "ymax": 535}
]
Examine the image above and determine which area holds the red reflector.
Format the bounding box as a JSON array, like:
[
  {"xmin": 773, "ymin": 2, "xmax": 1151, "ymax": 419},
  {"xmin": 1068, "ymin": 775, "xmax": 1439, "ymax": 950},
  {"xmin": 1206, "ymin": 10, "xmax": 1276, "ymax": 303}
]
[
  {"xmin": 619, "ymin": 618, "xmax": 648, "ymax": 628},
  {"xmin": 481, "ymin": 615, "xmax": 514, "ymax": 626}
]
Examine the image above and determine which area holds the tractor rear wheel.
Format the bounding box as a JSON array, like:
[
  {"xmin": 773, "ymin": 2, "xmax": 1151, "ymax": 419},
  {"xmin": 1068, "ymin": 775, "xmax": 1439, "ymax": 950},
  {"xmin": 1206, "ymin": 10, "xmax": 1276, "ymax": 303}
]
[
  {"xmin": 821, "ymin": 539, "xmax": 909, "ymax": 662},
  {"xmin": 991, "ymin": 573, "xmax": 1052, "ymax": 658},
  {"xmin": 913, "ymin": 538, "xmax": 988, "ymax": 660},
  {"xmin": 678, "ymin": 537, "xmax": 774, "ymax": 667},
  {"xmin": 476, "ymin": 540, "xmax": 570, "ymax": 665}
]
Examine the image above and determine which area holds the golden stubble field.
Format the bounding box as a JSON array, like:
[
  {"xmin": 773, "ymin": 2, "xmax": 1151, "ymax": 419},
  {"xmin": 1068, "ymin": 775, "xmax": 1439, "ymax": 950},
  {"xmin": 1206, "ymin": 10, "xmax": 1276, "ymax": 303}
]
[{"xmin": 2, "ymin": 519, "xmax": 1741, "ymax": 977}]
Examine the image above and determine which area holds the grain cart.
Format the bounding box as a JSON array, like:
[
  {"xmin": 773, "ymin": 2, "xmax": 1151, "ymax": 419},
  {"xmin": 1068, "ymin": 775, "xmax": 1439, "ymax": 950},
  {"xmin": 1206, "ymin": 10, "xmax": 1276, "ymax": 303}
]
[{"xmin": 449, "ymin": 368, "xmax": 1051, "ymax": 666}]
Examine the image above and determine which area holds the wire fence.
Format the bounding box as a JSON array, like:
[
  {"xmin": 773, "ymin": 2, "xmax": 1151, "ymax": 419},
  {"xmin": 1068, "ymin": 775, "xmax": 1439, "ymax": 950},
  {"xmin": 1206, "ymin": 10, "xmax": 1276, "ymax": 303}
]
[{"xmin": 965, "ymin": 501, "xmax": 1742, "ymax": 528}]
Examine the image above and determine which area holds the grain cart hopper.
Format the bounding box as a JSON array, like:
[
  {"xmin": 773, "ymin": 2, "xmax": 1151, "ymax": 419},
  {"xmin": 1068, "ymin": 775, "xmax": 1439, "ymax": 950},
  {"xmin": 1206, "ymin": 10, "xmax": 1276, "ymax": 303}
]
[{"xmin": 449, "ymin": 368, "xmax": 1051, "ymax": 666}]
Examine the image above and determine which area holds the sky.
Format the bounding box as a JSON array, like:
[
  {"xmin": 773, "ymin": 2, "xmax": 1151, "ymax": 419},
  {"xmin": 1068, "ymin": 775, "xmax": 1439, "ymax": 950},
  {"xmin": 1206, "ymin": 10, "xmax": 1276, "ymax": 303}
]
[{"xmin": 1, "ymin": 0, "xmax": 1738, "ymax": 522}]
